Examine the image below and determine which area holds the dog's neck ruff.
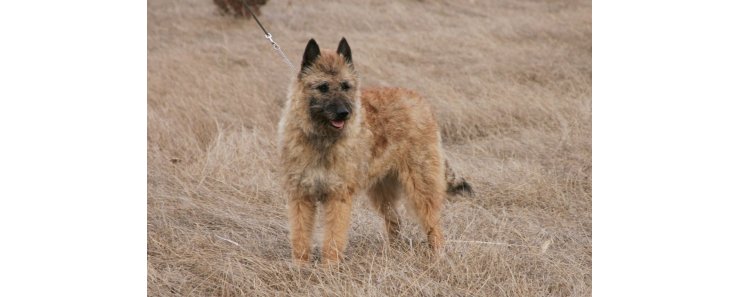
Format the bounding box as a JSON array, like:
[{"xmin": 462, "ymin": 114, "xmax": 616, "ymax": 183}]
[{"xmin": 304, "ymin": 130, "xmax": 346, "ymax": 151}]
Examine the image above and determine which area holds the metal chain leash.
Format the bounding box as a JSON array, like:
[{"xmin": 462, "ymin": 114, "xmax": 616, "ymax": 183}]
[
  {"xmin": 239, "ymin": 1, "xmax": 295, "ymax": 71},
  {"xmin": 264, "ymin": 33, "xmax": 295, "ymax": 70}
]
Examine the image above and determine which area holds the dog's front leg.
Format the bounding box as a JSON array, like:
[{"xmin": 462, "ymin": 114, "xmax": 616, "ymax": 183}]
[
  {"xmin": 321, "ymin": 192, "xmax": 353, "ymax": 264},
  {"xmin": 288, "ymin": 195, "xmax": 316, "ymax": 264}
]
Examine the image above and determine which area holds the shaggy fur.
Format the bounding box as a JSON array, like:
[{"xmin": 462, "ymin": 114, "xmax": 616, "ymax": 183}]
[{"xmin": 278, "ymin": 38, "xmax": 471, "ymax": 264}]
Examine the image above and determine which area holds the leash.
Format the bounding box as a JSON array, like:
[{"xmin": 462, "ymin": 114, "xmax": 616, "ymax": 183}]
[{"xmin": 240, "ymin": 1, "xmax": 295, "ymax": 71}]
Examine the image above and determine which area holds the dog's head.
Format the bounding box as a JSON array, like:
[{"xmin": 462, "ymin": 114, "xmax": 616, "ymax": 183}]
[{"xmin": 296, "ymin": 38, "xmax": 359, "ymax": 135}]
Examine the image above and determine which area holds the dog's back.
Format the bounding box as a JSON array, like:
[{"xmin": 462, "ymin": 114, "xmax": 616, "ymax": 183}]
[
  {"xmin": 361, "ymin": 87, "xmax": 440, "ymax": 178},
  {"xmin": 361, "ymin": 87, "xmax": 473, "ymax": 195}
]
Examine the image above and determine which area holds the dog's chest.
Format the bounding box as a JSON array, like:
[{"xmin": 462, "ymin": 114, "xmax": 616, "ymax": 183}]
[
  {"xmin": 284, "ymin": 133, "xmax": 369, "ymax": 200},
  {"xmin": 299, "ymin": 166, "xmax": 344, "ymax": 202}
]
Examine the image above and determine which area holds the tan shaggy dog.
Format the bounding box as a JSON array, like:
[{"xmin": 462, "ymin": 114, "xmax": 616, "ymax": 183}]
[{"xmin": 278, "ymin": 38, "xmax": 471, "ymax": 264}]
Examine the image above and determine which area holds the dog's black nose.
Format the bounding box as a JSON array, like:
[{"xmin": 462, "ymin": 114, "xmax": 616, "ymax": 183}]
[{"xmin": 336, "ymin": 106, "xmax": 349, "ymax": 120}]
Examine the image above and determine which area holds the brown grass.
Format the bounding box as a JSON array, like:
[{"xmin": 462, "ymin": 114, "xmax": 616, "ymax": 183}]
[{"xmin": 147, "ymin": 0, "xmax": 591, "ymax": 296}]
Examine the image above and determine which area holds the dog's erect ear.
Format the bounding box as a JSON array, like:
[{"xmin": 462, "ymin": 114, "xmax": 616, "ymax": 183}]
[
  {"xmin": 336, "ymin": 37, "xmax": 352, "ymax": 66},
  {"xmin": 301, "ymin": 39, "xmax": 321, "ymax": 71}
]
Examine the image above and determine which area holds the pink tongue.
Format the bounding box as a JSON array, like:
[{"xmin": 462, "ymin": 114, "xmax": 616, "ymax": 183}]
[{"xmin": 331, "ymin": 120, "xmax": 345, "ymax": 129}]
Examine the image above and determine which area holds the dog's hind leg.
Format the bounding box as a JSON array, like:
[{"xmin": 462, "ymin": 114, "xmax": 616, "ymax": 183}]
[
  {"xmin": 368, "ymin": 174, "xmax": 402, "ymax": 243},
  {"xmin": 288, "ymin": 196, "xmax": 316, "ymax": 264},
  {"xmin": 399, "ymin": 155, "xmax": 446, "ymax": 253}
]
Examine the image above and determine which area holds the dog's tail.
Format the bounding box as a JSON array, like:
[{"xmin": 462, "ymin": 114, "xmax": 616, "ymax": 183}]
[{"xmin": 445, "ymin": 159, "xmax": 474, "ymax": 196}]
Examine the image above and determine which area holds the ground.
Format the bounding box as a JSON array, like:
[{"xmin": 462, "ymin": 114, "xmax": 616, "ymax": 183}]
[{"xmin": 147, "ymin": 0, "xmax": 591, "ymax": 295}]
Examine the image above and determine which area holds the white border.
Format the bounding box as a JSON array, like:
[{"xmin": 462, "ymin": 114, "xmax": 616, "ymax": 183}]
[
  {"xmin": 595, "ymin": 0, "xmax": 740, "ymax": 296},
  {"xmin": 0, "ymin": 1, "xmax": 146, "ymax": 296}
]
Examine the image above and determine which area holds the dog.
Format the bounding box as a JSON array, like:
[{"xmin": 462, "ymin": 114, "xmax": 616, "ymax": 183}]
[{"xmin": 278, "ymin": 38, "xmax": 472, "ymax": 264}]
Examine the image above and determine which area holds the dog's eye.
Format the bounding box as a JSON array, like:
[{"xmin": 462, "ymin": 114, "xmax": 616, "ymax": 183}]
[
  {"xmin": 316, "ymin": 83, "xmax": 329, "ymax": 93},
  {"xmin": 341, "ymin": 82, "xmax": 351, "ymax": 91}
]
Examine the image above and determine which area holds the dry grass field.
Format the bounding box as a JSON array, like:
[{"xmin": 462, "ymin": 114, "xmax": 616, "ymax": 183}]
[{"xmin": 148, "ymin": 0, "xmax": 591, "ymax": 295}]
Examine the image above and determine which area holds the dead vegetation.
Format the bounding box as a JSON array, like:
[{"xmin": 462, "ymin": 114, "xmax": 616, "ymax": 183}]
[
  {"xmin": 148, "ymin": 0, "xmax": 591, "ymax": 295},
  {"xmin": 212, "ymin": 0, "xmax": 268, "ymax": 19}
]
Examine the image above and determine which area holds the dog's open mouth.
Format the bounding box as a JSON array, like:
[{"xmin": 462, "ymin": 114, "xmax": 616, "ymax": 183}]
[{"xmin": 330, "ymin": 120, "xmax": 345, "ymax": 129}]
